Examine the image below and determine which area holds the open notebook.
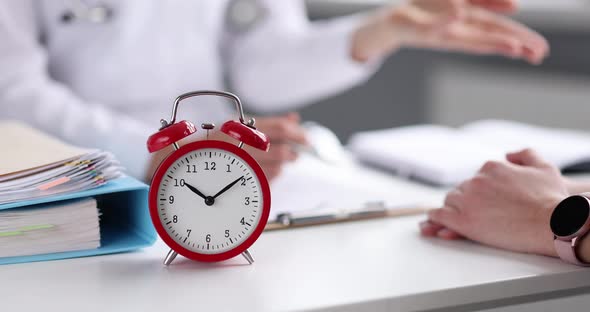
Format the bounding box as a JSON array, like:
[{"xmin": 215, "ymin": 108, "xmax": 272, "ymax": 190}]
[{"xmin": 348, "ymin": 120, "xmax": 590, "ymax": 186}]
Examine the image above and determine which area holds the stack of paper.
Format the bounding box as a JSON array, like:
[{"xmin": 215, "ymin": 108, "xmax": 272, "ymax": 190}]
[
  {"xmin": 0, "ymin": 198, "xmax": 100, "ymax": 258},
  {"xmin": 0, "ymin": 121, "xmax": 122, "ymax": 204}
]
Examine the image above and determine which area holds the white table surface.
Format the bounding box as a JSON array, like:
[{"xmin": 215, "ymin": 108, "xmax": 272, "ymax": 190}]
[{"xmin": 3, "ymin": 176, "xmax": 590, "ymax": 312}]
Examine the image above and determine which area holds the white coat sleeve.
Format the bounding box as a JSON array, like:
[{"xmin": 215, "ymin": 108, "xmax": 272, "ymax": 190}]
[
  {"xmin": 0, "ymin": 2, "xmax": 153, "ymax": 180},
  {"xmin": 225, "ymin": 0, "xmax": 380, "ymax": 113}
]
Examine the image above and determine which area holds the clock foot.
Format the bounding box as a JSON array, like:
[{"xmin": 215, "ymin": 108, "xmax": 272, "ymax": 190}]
[
  {"xmin": 163, "ymin": 249, "xmax": 178, "ymax": 266},
  {"xmin": 242, "ymin": 249, "xmax": 254, "ymax": 264}
]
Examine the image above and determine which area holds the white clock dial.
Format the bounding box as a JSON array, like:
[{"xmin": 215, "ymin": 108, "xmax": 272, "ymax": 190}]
[{"xmin": 157, "ymin": 148, "xmax": 263, "ymax": 254}]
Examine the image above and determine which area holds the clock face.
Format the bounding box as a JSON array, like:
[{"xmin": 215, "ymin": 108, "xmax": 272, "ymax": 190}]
[{"xmin": 155, "ymin": 147, "xmax": 265, "ymax": 255}]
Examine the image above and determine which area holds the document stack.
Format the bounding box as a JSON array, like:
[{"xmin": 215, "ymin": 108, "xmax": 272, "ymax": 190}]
[
  {"xmin": 0, "ymin": 198, "xmax": 100, "ymax": 258},
  {"xmin": 0, "ymin": 122, "xmax": 122, "ymax": 204},
  {"xmin": 0, "ymin": 121, "xmax": 155, "ymax": 264}
]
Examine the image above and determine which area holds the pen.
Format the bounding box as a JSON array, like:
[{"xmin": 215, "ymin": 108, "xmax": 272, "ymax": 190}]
[{"xmin": 289, "ymin": 142, "xmax": 332, "ymax": 164}]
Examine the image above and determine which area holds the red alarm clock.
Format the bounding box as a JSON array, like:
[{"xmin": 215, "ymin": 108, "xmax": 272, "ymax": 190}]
[{"xmin": 146, "ymin": 91, "xmax": 271, "ymax": 265}]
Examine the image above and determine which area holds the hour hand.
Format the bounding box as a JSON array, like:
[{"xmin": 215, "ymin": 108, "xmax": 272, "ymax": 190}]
[{"xmin": 184, "ymin": 182, "xmax": 207, "ymax": 200}]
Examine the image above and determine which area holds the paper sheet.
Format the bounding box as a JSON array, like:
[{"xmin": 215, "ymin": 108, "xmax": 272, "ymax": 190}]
[
  {"xmin": 349, "ymin": 120, "xmax": 590, "ymax": 186},
  {"xmin": 0, "ymin": 121, "xmax": 91, "ymax": 177},
  {"xmin": 269, "ymin": 154, "xmax": 440, "ymax": 221},
  {"xmin": 0, "ymin": 121, "xmax": 122, "ymax": 204}
]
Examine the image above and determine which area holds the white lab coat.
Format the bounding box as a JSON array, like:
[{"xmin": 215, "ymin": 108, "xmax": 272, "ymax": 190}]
[{"xmin": 0, "ymin": 0, "xmax": 376, "ymax": 179}]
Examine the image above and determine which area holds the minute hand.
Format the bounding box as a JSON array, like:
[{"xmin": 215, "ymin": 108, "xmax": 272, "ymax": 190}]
[{"xmin": 213, "ymin": 176, "xmax": 244, "ymax": 199}]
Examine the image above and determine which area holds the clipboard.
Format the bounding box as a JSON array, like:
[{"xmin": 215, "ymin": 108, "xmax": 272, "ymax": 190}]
[{"xmin": 264, "ymin": 202, "xmax": 428, "ymax": 231}]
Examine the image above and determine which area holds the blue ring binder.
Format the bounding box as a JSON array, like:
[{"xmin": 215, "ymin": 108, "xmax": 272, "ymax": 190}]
[{"xmin": 0, "ymin": 177, "xmax": 157, "ymax": 265}]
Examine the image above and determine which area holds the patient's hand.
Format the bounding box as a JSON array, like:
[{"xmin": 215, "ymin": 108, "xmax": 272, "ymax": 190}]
[
  {"xmin": 352, "ymin": 0, "xmax": 549, "ymax": 64},
  {"xmin": 421, "ymin": 149, "xmax": 567, "ymax": 257}
]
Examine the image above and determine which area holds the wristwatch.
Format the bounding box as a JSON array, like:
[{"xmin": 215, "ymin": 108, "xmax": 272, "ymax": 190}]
[{"xmin": 550, "ymin": 193, "xmax": 590, "ymax": 266}]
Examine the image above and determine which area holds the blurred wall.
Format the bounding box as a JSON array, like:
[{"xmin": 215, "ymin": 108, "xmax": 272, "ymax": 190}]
[{"xmin": 427, "ymin": 62, "xmax": 590, "ymax": 129}]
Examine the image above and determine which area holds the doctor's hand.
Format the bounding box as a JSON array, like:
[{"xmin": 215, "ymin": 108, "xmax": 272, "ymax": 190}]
[
  {"xmin": 144, "ymin": 113, "xmax": 307, "ymax": 182},
  {"xmin": 352, "ymin": 0, "xmax": 549, "ymax": 64},
  {"xmin": 420, "ymin": 149, "xmax": 567, "ymax": 257},
  {"xmin": 244, "ymin": 113, "xmax": 307, "ymax": 180},
  {"xmin": 210, "ymin": 113, "xmax": 307, "ymax": 181}
]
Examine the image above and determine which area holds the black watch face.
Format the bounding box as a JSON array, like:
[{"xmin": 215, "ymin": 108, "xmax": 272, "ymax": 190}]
[{"xmin": 550, "ymin": 195, "xmax": 590, "ymax": 237}]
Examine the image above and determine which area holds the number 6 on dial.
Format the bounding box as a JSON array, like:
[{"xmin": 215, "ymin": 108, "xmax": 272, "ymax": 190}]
[{"xmin": 146, "ymin": 91, "xmax": 271, "ymax": 265}]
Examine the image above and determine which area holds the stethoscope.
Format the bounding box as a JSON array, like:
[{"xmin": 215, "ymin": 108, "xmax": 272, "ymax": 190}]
[
  {"xmin": 60, "ymin": 0, "xmax": 266, "ymax": 32},
  {"xmin": 60, "ymin": 0, "xmax": 113, "ymax": 24}
]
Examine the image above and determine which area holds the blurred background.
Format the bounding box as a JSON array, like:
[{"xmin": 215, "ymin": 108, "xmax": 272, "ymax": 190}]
[{"xmin": 247, "ymin": 0, "xmax": 590, "ymax": 142}]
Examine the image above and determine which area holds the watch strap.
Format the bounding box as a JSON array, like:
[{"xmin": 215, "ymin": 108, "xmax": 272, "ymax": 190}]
[{"xmin": 554, "ymin": 238, "xmax": 590, "ymax": 266}]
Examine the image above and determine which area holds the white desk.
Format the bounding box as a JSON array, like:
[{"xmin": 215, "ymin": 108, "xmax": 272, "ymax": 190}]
[{"xmin": 3, "ymin": 176, "xmax": 590, "ymax": 312}]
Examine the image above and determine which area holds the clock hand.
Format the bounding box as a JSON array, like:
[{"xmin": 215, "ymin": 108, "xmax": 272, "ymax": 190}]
[
  {"xmin": 183, "ymin": 182, "xmax": 208, "ymax": 200},
  {"xmin": 213, "ymin": 176, "xmax": 244, "ymax": 199}
]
